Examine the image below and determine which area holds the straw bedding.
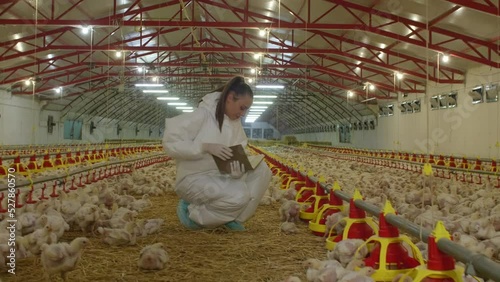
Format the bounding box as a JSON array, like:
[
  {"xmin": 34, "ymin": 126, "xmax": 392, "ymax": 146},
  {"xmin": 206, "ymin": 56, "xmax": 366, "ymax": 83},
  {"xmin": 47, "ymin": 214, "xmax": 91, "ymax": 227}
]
[{"xmin": 1, "ymin": 192, "xmax": 325, "ymax": 282}]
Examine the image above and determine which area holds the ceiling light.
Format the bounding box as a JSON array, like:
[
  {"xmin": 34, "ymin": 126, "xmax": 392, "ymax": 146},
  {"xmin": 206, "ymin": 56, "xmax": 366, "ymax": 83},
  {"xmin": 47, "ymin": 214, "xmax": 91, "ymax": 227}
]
[
  {"xmin": 347, "ymin": 91, "xmax": 354, "ymax": 97},
  {"xmin": 137, "ymin": 67, "xmax": 144, "ymax": 73},
  {"xmin": 251, "ymin": 68, "xmax": 256, "ymax": 74},
  {"xmin": 259, "ymin": 29, "xmax": 266, "ymax": 37},
  {"xmin": 143, "ymin": 90, "xmax": 168, "ymax": 93},
  {"xmin": 248, "ymin": 78, "xmax": 253, "ymax": 83},
  {"xmin": 54, "ymin": 87, "xmax": 62, "ymax": 94},
  {"xmin": 396, "ymin": 72, "xmax": 404, "ymax": 80},
  {"xmin": 250, "ymin": 106, "xmax": 268, "ymax": 109},
  {"xmin": 253, "ymin": 101, "xmax": 273, "ymax": 104},
  {"xmin": 81, "ymin": 26, "xmax": 90, "ymax": 34},
  {"xmin": 24, "ymin": 79, "xmax": 31, "ymax": 86},
  {"xmin": 152, "ymin": 76, "xmax": 158, "ymax": 82},
  {"xmin": 248, "ymin": 109, "xmax": 266, "ymax": 112},
  {"xmin": 441, "ymin": 54, "xmax": 449, "ymax": 63},
  {"xmin": 256, "ymin": 85, "xmax": 284, "ymax": 89},
  {"xmin": 253, "ymin": 53, "xmax": 261, "ymax": 59},
  {"xmin": 175, "ymin": 106, "xmax": 193, "ymax": 110},
  {"xmin": 167, "ymin": 102, "xmax": 187, "ymax": 106},
  {"xmin": 369, "ymin": 84, "xmax": 376, "ymax": 91},
  {"xmin": 254, "ymin": 95, "xmax": 277, "ymax": 98},
  {"xmin": 115, "ymin": 51, "xmax": 122, "ymax": 58},
  {"xmin": 182, "ymin": 110, "xmax": 194, "ymax": 113},
  {"xmin": 135, "ymin": 83, "xmax": 163, "ymax": 87},
  {"xmin": 156, "ymin": 97, "xmax": 179, "ymax": 100}
]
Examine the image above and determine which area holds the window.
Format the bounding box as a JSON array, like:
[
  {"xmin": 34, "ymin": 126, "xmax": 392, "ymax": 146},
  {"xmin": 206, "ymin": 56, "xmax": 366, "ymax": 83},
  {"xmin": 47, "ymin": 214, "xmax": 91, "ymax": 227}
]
[
  {"xmin": 251, "ymin": 128, "xmax": 262, "ymax": 139},
  {"xmin": 243, "ymin": 128, "xmax": 251, "ymax": 137},
  {"xmin": 63, "ymin": 120, "xmax": 82, "ymax": 140},
  {"xmin": 263, "ymin": 128, "xmax": 274, "ymax": 139},
  {"xmin": 339, "ymin": 125, "xmax": 351, "ymax": 143}
]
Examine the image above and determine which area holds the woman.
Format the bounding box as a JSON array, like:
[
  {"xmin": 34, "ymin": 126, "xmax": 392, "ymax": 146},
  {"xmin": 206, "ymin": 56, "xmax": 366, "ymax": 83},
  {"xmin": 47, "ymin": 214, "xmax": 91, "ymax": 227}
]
[{"xmin": 163, "ymin": 76, "xmax": 272, "ymax": 231}]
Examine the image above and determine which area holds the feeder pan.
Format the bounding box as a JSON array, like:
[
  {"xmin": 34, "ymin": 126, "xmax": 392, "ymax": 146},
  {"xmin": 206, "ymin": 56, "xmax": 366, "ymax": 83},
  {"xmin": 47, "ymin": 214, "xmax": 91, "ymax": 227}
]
[
  {"xmin": 360, "ymin": 200, "xmax": 424, "ymax": 281},
  {"xmin": 309, "ymin": 182, "xmax": 344, "ymax": 236},
  {"xmin": 300, "ymin": 176, "xmax": 329, "ymax": 221},
  {"xmin": 395, "ymin": 221, "xmax": 466, "ymax": 282},
  {"xmin": 326, "ymin": 190, "xmax": 378, "ymax": 250}
]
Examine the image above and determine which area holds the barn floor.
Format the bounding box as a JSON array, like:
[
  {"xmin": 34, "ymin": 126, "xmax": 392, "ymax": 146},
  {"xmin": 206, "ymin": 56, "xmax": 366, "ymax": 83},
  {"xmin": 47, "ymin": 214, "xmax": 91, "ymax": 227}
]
[{"xmin": 1, "ymin": 192, "xmax": 325, "ymax": 282}]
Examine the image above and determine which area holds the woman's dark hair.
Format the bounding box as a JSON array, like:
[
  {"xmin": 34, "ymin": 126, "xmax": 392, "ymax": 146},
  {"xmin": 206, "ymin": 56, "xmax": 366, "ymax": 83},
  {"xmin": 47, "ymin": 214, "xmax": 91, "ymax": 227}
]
[{"xmin": 215, "ymin": 76, "xmax": 253, "ymax": 131}]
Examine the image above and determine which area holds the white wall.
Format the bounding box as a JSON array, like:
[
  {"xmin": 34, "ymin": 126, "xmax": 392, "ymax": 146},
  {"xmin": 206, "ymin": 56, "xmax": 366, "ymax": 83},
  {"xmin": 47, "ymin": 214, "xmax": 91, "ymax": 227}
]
[
  {"xmin": 0, "ymin": 90, "xmax": 163, "ymax": 145},
  {"xmin": 290, "ymin": 65, "xmax": 500, "ymax": 159}
]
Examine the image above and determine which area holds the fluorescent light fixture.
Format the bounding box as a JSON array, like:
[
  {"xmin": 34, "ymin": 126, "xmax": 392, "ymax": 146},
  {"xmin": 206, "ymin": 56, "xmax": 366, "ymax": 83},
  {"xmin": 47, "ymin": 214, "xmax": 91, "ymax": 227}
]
[
  {"xmin": 360, "ymin": 97, "xmax": 376, "ymax": 103},
  {"xmin": 250, "ymin": 106, "xmax": 268, "ymax": 109},
  {"xmin": 254, "ymin": 95, "xmax": 277, "ymax": 98},
  {"xmin": 175, "ymin": 106, "xmax": 193, "ymax": 110},
  {"xmin": 256, "ymin": 85, "xmax": 284, "ymax": 89},
  {"xmin": 167, "ymin": 102, "xmax": 187, "ymax": 106},
  {"xmin": 253, "ymin": 101, "xmax": 273, "ymax": 104},
  {"xmin": 143, "ymin": 90, "xmax": 169, "ymax": 93},
  {"xmin": 135, "ymin": 83, "xmax": 163, "ymax": 87},
  {"xmin": 182, "ymin": 110, "xmax": 193, "ymax": 112},
  {"xmin": 245, "ymin": 120, "xmax": 256, "ymax": 123},
  {"xmin": 156, "ymin": 97, "xmax": 179, "ymax": 100},
  {"xmin": 115, "ymin": 51, "xmax": 122, "ymax": 58},
  {"xmin": 248, "ymin": 109, "xmax": 265, "ymax": 112}
]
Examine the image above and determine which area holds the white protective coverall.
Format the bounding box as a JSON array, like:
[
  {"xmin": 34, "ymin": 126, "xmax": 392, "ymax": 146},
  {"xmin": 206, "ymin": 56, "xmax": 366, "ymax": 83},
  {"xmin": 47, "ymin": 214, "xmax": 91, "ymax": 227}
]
[{"xmin": 163, "ymin": 91, "xmax": 272, "ymax": 228}]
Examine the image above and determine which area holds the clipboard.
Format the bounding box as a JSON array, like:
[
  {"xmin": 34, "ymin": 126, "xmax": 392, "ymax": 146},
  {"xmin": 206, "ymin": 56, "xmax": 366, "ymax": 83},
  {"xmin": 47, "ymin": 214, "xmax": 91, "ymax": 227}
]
[{"xmin": 212, "ymin": 144, "xmax": 264, "ymax": 174}]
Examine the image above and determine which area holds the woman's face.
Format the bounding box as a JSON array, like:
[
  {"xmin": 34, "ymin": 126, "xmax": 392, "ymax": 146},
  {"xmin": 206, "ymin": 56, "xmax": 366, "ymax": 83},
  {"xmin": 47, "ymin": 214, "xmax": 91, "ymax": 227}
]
[{"xmin": 225, "ymin": 92, "xmax": 253, "ymax": 120}]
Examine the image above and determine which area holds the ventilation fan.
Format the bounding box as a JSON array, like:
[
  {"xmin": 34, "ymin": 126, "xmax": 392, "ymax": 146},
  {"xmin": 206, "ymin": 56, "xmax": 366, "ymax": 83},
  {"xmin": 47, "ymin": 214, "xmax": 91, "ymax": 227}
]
[
  {"xmin": 398, "ymin": 103, "xmax": 406, "ymax": 113},
  {"xmin": 363, "ymin": 121, "xmax": 369, "ymax": 130},
  {"xmin": 430, "ymin": 96, "xmax": 439, "ymax": 110},
  {"xmin": 369, "ymin": 120, "xmax": 375, "ymax": 130},
  {"xmin": 90, "ymin": 121, "xmax": 97, "ymax": 134},
  {"xmin": 468, "ymin": 85, "xmax": 484, "ymax": 104},
  {"xmin": 117, "ymin": 124, "xmax": 122, "ymax": 136},
  {"xmin": 47, "ymin": 115, "xmax": 56, "ymax": 134},
  {"xmin": 135, "ymin": 126, "xmax": 140, "ymax": 136},
  {"xmin": 410, "ymin": 100, "xmax": 421, "ymax": 112},
  {"xmin": 353, "ymin": 123, "xmax": 358, "ymax": 130},
  {"xmin": 149, "ymin": 128, "xmax": 153, "ymax": 136},
  {"xmin": 485, "ymin": 84, "xmax": 499, "ymax": 103}
]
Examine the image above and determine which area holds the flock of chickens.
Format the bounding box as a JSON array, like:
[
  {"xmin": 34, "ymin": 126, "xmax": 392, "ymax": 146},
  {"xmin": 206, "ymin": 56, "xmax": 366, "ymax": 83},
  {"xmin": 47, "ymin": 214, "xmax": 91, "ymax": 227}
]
[
  {"xmin": 0, "ymin": 159, "xmax": 176, "ymax": 281},
  {"xmin": 258, "ymin": 146, "xmax": 500, "ymax": 282},
  {"xmin": 1, "ymin": 144, "xmax": 499, "ymax": 281}
]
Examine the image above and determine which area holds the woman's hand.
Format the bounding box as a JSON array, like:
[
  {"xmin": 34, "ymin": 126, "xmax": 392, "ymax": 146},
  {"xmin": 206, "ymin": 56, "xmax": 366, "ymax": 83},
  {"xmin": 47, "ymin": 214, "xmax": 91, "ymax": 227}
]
[
  {"xmin": 230, "ymin": 161, "xmax": 246, "ymax": 179},
  {"xmin": 202, "ymin": 143, "xmax": 233, "ymax": 160}
]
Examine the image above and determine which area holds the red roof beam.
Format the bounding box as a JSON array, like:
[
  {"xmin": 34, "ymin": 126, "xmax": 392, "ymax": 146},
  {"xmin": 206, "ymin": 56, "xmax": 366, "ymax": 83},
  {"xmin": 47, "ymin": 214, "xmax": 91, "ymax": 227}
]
[{"xmin": 444, "ymin": 0, "xmax": 499, "ymax": 16}]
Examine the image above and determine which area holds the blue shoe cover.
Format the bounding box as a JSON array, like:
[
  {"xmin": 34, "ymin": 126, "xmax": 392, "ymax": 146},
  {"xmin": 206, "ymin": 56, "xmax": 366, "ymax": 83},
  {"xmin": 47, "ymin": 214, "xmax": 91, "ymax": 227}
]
[
  {"xmin": 224, "ymin": 221, "xmax": 246, "ymax": 231},
  {"xmin": 177, "ymin": 199, "xmax": 201, "ymax": 230}
]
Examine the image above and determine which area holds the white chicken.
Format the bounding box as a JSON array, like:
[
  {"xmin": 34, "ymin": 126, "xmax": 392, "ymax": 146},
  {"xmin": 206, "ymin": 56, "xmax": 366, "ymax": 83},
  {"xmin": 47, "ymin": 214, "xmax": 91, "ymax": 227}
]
[
  {"xmin": 128, "ymin": 194, "xmax": 152, "ymax": 212},
  {"xmin": 74, "ymin": 203, "xmax": 100, "ymax": 233},
  {"xmin": 40, "ymin": 237, "xmax": 89, "ymax": 281},
  {"xmin": 97, "ymin": 222, "xmax": 137, "ymax": 246},
  {"xmin": 36, "ymin": 214, "xmax": 69, "ymax": 240},
  {"xmin": 138, "ymin": 218, "xmax": 164, "ymax": 237},
  {"xmin": 26, "ymin": 224, "xmax": 58, "ymax": 255},
  {"xmin": 137, "ymin": 242, "xmax": 169, "ymax": 270}
]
